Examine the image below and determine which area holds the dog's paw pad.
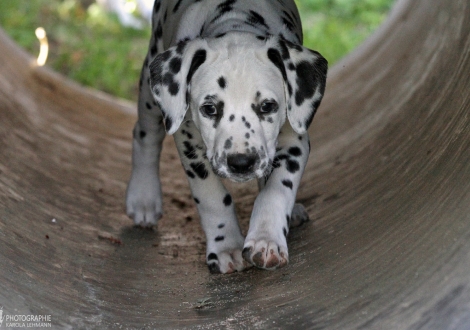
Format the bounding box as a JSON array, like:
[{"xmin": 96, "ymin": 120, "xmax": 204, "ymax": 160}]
[
  {"xmin": 243, "ymin": 240, "xmax": 288, "ymax": 270},
  {"xmin": 289, "ymin": 203, "xmax": 309, "ymax": 228}
]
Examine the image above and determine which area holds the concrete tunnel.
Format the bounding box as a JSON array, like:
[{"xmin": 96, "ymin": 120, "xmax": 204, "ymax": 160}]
[{"xmin": 0, "ymin": 0, "xmax": 469, "ymax": 328}]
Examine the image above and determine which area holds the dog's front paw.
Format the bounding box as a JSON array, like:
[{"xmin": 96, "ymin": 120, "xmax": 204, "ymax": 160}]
[
  {"xmin": 126, "ymin": 169, "xmax": 162, "ymax": 227},
  {"xmin": 207, "ymin": 248, "xmax": 251, "ymax": 274},
  {"xmin": 242, "ymin": 238, "xmax": 289, "ymax": 270}
]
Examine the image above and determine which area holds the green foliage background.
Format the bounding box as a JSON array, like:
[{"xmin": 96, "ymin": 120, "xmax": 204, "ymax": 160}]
[{"xmin": 0, "ymin": 0, "xmax": 393, "ymax": 101}]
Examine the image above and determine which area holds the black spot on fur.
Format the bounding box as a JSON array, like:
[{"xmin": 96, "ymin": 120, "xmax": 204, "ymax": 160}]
[
  {"xmin": 187, "ymin": 49, "xmax": 207, "ymax": 83},
  {"xmin": 215, "ymin": 101, "xmax": 225, "ymax": 127},
  {"xmin": 155, "ymin": 21, "xmax": 163, "ymax": 39},
  {"xmin": 182, "ymin": 129, "xmax": 193, "ymax": 139},
  {"xmin": 150, "ymin": 44, "xmax": 158, "ymax": 57},
  {"xmin": 215, "ymin": 236, "xmax": 225, "ymax": 242},
  {"xmin": 287, "ymin": 159, "xmax": 300, "ymax": 173},
  {"xmin": 284, "ymin": 39, "xmax": 303, "ymax": 52},
  {"xmin": 279, "ymin": 40, "xmax": 290, "ymax": 60},
  {"xmin": 211, "ymin": 0, "xmax": 237, "ymax": 23},
  {"xmin": 282, "ymin": 179, "xmax": 293, "ymax": 189},
  {"xmin": 218, "ymin": 223, "xmax": 225, "ymax": 229},
  {"xmin": 162, "ymin": 50, "xmax": 172, "ymax": 61},
  {"xmin": 194, "ymin": 197, "xmax": 200, "ymax": 204},
  {"xmin": 185, "ymin": 89, "xmax": 191, "ymax": 106},
  {"xmin": 168, "ymin": 82, "xmax": 179, "ymax": 95},
  {"xmin": 217, "ymin": 0, "xmax": 237, "ymax": 13},
  {"xmin": 162, "ymin": 72, "xmax": 179, "ymax": 96},
  {"xmin": 186, "ymin": 170, "xmax": 196, "ymax": 179},
  {"xmin": 288, "ymin": 147, "xmax": 302, "ymax": 157},
  {"xmin": 183, "ymin": 141, "xmax": 198, "ymax": 159},
  {"xmin": 173, "ymin": 0, "xmax": 183, "ymax": 13},
  {"xmin": 283, "ymin": 227, "xmax": 288, "ymax": 238},
  {"xmin": 169, "ymin": 57, "xmax": 182, "ymax": 74},
  {"xmin": 282, "ymin": 11, "xmax": 295, "ymax": 32},
  {"xmin": 218, "ymin": 76, "xmax": 226, "ymax": 89},
  {"xmin": 229, "ymin": 114, "xmax": 235, "ymax": 121},
  {"xmin": 223, "ymin": 194, "xmax": 232, "ymax": 206},
  {"xmin": 267, "ymin": 48, "xmax": 287, "ymax": 82},
  {"xmin": 272, "ymin": 154, "xmax": 289, "ymax": 168},
  {"xmin": 145, "ymin": 102, "xmax": 152, "ymax": 110},
  {"xmin": 305, "ymin": 97, "xmax": 323, "ymax": 129},
  {"xmin": 224, "ymin": 138, "xmax": 232, "ymax": 149},
  {"xmin": 247, "ymin": 10, "xmax": 269, "ymax": 29},
  {"xmin": 139, "ymin": 130, "xmax": 146, "ymax": 139},
  {"xmin": 295, "ymin": 61, "xmax": 317, "ymax": 106},
  {"xmin": 199, "ymin": 24, "xmax": 205, "ymax": 37},
  {"xmin": 162, "ymin": 72, "xmax": 173, "ymax": 85},
  {"xmin": 154, "ymin": 0, "xmax": 161, "ymax": 13},
  {"xmin": 208, "ymin": 263, "xmax": 220, "ymax": 273},
  {"xmin": 164, "ymin": 116, "xmax": 173, "ymax": 132},
  {"xmin": 163, "ymin": 9, "xmax": 168, "ymax": 22},
  {"xmin": 245, "ymin": 133, "xmax": 250, "ymax": 139},
  {"xmin": 190, "ymin": 162, "xmax": 209, "ymax": 179},
  {"xmin": 176, "ymin": 40, "xmax": 187, "ymax": 54}
]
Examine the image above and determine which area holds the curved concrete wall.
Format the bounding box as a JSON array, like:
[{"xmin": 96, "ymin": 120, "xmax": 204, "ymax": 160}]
[{"xmin": 0, "ymin": 0, "xmax": 469, "ymax": 328}]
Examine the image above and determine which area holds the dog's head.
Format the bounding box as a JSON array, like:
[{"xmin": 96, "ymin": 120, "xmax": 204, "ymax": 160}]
[{"xmin": 149, "ymin": 33, "xmax": 327, "ymax": 182}]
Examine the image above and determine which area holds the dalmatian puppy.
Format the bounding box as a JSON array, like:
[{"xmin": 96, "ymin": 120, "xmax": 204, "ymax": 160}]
[{"xmin": 126, "ymin": 0, "xmax": 327, "ymax": 273}]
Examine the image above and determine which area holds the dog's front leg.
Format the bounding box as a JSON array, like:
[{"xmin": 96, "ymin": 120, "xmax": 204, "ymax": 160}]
[
  {"xmin": 174, "ymin": 122, "xmax": 249, "ymax": 274},
  {"xmin": 126, "ymin": 64, "xmax": 166, "ymax": 227},
  {"xmin": 244, "ymin": 123, "xmax": 310, "ymax": 270}
]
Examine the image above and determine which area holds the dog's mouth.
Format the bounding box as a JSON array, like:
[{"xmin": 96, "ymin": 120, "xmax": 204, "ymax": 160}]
[{"xmin": 210, "ymin": 152, "xmax": 272, "ymax": 183}]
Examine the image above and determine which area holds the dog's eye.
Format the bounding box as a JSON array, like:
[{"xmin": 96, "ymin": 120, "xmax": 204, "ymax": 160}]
[
  {"xmin": 200, "ymin": 103, "xmax": 217, "ymax": 117},
  {"xmin": 260, "ymin": 101, "xmax": 278, "ymax": 113}
]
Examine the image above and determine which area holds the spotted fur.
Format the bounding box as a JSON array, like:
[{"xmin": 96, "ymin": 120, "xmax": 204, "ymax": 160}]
[{"xmin": 126, "ymin": 0, "xmax": 327, "ymax": 274}]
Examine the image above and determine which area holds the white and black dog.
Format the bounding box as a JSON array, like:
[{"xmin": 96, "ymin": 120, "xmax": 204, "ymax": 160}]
[{"xmin": 126, "ymin": 0, "xmax": 327, "ymax": 273}]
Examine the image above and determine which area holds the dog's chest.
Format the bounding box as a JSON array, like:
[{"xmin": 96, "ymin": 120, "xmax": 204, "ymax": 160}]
[{"xmin": 153, "ymin": 0, "xmax": 303, "ymax": 48}]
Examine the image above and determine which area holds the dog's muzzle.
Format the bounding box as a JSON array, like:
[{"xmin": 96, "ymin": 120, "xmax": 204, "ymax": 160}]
[{"xmin": 226, "ymin": 153, "xmax": 259, "ymax": 175}]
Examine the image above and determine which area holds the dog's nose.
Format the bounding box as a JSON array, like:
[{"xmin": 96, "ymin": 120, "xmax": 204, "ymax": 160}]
[{"xmin": 227, "ymin": 153, "xmax": 258, "ymax": 174}]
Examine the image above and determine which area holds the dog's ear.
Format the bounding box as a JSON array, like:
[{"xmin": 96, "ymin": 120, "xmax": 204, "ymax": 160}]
[
  {"xmin": 266, "ymin": 37, "xmax": 328, "ymax": 134},
  {"xmin": 149, "ymin": 39, "xmax": 208, "ymax": 134}
]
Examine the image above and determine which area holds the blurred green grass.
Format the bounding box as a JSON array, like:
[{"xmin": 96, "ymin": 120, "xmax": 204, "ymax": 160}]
[{"xmin": 0, "ymin": 0, "xmax": 393, "ymax": 101}]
